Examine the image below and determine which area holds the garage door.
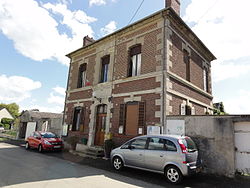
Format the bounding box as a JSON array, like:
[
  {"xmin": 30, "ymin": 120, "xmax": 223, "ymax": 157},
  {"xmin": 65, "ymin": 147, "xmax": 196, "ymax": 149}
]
[{"xmin": 234, "ymin": 122, "xmax": 250, "ymax": 175}]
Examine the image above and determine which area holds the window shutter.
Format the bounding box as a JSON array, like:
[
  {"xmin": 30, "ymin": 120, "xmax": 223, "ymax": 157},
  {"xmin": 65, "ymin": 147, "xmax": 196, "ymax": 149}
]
[
  {"xmin": 138, "ymin": 102, "xmax": 145, "ymax": 127},
  {"xmin": 119, "ymin": 104, "xmax": 126, "ymax": 128},
  {"xmin": 70, "ymin": 107, "xmax": 75, "ymax": 125},
  {"xmin": 191, "ymin": 107, "xmax": 195, "ymax": 115},
  {"xmin": 186, "ymin": 105, "xmax": 192, "ymax": 115},
  {"xmin": 80, "ymin": 107, "xmax": 85, "ymax": 125},
  {"xmin": 180, "ymin": 104, "xmax": 186, "ymax": 115}
]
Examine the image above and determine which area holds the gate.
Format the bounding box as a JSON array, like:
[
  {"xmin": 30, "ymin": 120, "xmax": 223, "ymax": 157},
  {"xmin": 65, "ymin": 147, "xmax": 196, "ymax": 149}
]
[{"xmin": 235, "ymin": 122, "xmax": 250, "ymax": 175}]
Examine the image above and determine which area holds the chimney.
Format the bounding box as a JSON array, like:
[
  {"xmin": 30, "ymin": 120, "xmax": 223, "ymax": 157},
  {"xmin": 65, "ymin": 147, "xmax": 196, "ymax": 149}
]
[
  {"xmin": 83, "ymin": 35, "xmax": 95, "ymax": 47},
  {"xmin": 165, "ymin": 0, "xmax": 180, "ymax": 15}
]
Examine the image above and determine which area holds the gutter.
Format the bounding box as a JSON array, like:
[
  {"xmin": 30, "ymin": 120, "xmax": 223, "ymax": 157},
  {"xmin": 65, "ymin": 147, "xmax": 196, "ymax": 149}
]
[
  {"xmin": 62, "ymin": 58, "xmax": 72, "ymax": 136},
  {"xmin": 162, "ymin": 12, "xmax": 167, "ymax": 134}
]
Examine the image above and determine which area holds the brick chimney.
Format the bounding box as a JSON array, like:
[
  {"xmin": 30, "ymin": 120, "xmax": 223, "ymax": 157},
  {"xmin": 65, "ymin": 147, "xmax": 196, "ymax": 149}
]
[
  {"xmin": 165, "ymin": 0, "xmax": 180, "ymax": 15},
  {"xmin": 83, "ymin": 35, "xmax": 95, "ymax": 47}
]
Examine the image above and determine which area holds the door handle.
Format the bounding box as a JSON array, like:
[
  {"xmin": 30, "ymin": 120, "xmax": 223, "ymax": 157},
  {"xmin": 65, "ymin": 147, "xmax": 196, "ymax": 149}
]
[
  {"xmin": 139, "ymin": 154, "xmax": 143, "ymax": 156},
  {"xmin": 160, "ymin": 155, "xmax": 163, "ymax": 157}
]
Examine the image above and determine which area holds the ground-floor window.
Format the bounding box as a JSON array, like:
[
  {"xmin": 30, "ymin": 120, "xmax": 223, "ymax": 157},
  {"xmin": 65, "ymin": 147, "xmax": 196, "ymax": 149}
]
[
  {"xmin": 72, "ymin": 107, "xmax": 85, "ymax": 131},
  {"xmin": 119, "ymin": 101, "xmax": 145, "ymax": 136}
]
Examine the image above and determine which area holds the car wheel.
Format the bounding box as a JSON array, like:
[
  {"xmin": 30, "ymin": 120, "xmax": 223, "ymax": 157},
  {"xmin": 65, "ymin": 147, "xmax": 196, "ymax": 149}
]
[
  {"xmin": 165, "ymin": 166, "xmax": 183, "ymax": 184},
  {"xmin": 38, "ymin": 144, "xmax": 43, "ymax": 153},
  {"xmin": 113, "ymin": 157, "xmax": 123, "ymax": 171},
  {"xmin": 25, "ymin": 142, "xmax": 30, "ymax": 150}
]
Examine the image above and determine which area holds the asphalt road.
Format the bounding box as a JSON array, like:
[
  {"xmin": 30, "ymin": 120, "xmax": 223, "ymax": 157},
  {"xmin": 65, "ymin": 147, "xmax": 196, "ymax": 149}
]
[{"xmin": 0, "ymin": 140, "xmax": 250, "ymax": 188}]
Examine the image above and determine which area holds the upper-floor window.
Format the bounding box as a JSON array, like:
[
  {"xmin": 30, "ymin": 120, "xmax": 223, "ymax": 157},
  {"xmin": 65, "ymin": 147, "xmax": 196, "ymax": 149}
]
[
  {"xmin": 77, "ymin": 64, "xmax": 87, "ymax": 88},
  {"xmin": 100, "ymin": 55, "xmax": 110, "ymax": 83},
  {"xmin": 203, "ymin": 68, "xmax": 209, "ymax": 92},
  {"xmin": 183, "ymin": 49, "xmax": 190, "ymax": 82},
  {"xmin": 128, "ymin": 45, "xmax": 141, "ymax": 77}
]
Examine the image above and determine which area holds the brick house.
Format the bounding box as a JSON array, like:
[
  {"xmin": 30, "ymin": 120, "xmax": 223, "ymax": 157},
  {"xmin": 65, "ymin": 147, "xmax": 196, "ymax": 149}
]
[{"xmin": 63, "ymin": 0, "xmax": 216, "ymax": 147}]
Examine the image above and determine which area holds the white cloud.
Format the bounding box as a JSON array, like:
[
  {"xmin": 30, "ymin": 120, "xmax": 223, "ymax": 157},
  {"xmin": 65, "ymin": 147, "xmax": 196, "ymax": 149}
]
[
  {"xmin": 184, "ymin": 0, "xmax": 250, "ymax": 82},
  {"xmin": 0, "ymin": 0, "xmax": 97, "ymax": 65},
  {"xmin": 100, "ymin": 21, "xmax": 117, "ymax": 36},
  {"xmin": 0, "ymin": 75, "xmax": 41, "ymax": 102},
  {"xmin": 89, "ymin": 0, "xmax": 106, "ymax": 6},
  {"xmin": 89, "ymin": 0, "xmax": 117, "ymax": 7},
  {"xmin": 53, "ymin": 86, "xmax": 65, "ymax": 96},
  {"xmin": 223, "ymin": 90, "xmax": 250, "ymax": 114},
  {"xmin": 212, "ymin": 61, "xmax": 250, "ymax": 83},
  {"xmin": 48, "ymin": 86, "xmax": 65, "ymax": 105}
]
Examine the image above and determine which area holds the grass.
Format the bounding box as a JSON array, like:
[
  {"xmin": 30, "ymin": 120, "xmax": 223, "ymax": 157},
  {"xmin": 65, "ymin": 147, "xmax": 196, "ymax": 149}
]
[
  {"xmin": 0, "ymin": 137, "xmax": 7, "ymax": 142},
  {"xmin": 2, "ymin": 130, "xmax": 17, "ymax": 138}
]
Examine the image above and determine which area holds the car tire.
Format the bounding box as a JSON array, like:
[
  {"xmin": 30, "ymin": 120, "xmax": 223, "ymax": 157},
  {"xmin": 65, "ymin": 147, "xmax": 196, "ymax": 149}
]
[
  {"xmin": 113, "ymin": 157, "xmax": 123, "ymax": 171},
  {"xmin": 25, "ymin": 142, "xmax": 30, "ymax": 150},
  {"xmin": 38, "ymin": 144, "xmax": 43, "ymax": 153},
  {"xmin": 165, "ymin": 165, "xmax": 183, "ymax": 184}
]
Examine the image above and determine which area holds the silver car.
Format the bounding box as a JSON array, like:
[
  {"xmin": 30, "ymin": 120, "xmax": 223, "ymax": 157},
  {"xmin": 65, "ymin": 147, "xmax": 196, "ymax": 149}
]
[{"xmin": 111, "ymin": 135, "xmax": 201, "ymax": 184}]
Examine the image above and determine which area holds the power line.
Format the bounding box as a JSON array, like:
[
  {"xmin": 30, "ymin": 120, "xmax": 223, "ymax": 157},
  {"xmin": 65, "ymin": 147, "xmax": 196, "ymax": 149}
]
[
  {"xmin": 128, "ymin": 0, "xmax": 145, "ymax": 25},
  {"xmin": 196, "ymin": 0, "xmax": 220, "ymax": 24}
]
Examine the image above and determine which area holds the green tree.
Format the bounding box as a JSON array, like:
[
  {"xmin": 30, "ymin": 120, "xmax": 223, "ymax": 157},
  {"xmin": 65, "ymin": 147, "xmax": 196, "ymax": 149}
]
[
  {"xmin": 213, "ymin": 102, "xmax": 227, "ymax": 115},
  {"xmin": 0, "ymin": 103, "xmax": 20, "ymax": 118}
]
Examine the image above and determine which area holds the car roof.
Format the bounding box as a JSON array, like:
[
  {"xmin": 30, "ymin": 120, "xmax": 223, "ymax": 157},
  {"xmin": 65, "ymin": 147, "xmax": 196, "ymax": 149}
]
[{"xmin": 135, "ymin": 134, "xmax": 186, "ymax": 140}]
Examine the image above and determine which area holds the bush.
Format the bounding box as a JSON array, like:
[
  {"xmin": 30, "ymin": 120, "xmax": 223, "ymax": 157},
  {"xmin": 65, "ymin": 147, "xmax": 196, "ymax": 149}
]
[{"xmin": 1, "ymin": 118, "xmax": 13, "ymax": 125}]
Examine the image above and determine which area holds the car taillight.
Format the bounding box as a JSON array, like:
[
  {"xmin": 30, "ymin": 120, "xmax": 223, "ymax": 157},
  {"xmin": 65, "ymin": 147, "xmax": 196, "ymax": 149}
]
[{"xmin": 178, "ymin": 139, "xmax": 187, "ymax": 153}]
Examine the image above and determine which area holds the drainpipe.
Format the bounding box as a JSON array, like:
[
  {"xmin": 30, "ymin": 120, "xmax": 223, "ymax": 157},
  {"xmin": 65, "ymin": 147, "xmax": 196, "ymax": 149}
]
[
  {"xmin": 62, "ymin": 58, "xmax": 72, "ymax": 137},
  {"xmin": 161, "ymin": 11, "xmax": 168, "ymax": 134}
]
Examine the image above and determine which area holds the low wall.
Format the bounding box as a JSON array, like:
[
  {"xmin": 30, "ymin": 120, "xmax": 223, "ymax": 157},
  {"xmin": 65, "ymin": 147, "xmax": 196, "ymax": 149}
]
[{"xmin": 167, "ymin": 116, "xmax": 235, "ymax": 177}]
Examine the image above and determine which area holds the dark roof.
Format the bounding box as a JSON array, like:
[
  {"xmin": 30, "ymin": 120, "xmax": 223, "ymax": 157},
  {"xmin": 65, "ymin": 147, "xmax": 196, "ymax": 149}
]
[{"xmin": 27, "ymin": 111, "xmax": 63, "ymax": 119}]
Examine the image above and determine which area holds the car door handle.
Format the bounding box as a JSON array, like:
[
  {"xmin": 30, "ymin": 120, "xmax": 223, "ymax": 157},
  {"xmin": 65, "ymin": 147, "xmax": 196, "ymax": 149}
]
[
  {"xmin": 139, "ymin": 154, "xmax": 143, "ymax": 156},
  {"xmin": 160, "ymin": 155, "xmax": 163, "ymax": 157}
]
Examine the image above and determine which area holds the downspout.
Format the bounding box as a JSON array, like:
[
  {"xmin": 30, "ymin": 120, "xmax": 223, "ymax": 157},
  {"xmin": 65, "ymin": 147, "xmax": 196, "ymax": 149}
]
[
  {"xmin": 62, "ymin": 58, "xmax": 72, "ymax": 137},
  {"xmin": 161, "ymin": 11, "xmax": 168, "ymax": 134}
]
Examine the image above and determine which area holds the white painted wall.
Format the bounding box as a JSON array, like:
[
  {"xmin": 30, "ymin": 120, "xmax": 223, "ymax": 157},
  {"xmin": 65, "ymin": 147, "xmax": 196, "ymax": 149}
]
[
  {"xmin": 166, "ymin": 120, "xmax": 185, "ymax": 135},
  {"xmin": 25, "ymin": 122, "xmax": 36, "ymax": 139},
  {"xmin": 234, "ymin": 121, "xmax": 250, "ymax": 175},
  {"xmin": 0, "ymin": 108, "xmax": 14, "ymax": 122}
]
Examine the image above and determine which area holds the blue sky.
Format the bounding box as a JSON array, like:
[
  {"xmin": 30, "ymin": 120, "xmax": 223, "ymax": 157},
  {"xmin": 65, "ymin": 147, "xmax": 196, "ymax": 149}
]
[{"xmin": 0, "ymin": 0, "xmax": 250, "ymax": 114}]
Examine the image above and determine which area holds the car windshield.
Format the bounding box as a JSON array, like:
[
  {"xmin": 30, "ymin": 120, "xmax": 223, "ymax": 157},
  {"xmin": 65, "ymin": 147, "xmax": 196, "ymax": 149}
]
[
  {"xmin": 41, "ymin": 133, "xmax": 57, "ymax": 138},
  {"xmin": 183, "ymin": 137, "xmax": 197, "ymax": 152}
]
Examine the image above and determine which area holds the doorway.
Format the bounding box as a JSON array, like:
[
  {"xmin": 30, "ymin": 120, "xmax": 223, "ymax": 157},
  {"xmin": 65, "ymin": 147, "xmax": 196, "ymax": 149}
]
[{"xmin": 94, "ymin": 105, "xmax": 107, "ymax": 146}]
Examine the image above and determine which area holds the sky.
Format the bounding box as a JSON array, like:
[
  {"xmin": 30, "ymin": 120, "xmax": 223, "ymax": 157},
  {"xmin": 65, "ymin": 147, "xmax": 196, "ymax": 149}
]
[{"xmin": 0, "ymin": 0, "xmax": 249, "ymax": 115}]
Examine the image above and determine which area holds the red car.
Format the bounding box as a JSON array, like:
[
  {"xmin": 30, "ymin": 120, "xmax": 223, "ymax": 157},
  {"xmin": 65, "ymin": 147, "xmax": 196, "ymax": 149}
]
[{"xmin": 25, "ymin": 131, "xmax": 63, "ymax": 152}]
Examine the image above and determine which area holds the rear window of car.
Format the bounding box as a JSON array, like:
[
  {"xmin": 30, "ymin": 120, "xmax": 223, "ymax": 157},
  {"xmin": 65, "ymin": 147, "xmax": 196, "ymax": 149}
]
[{"xmin": 182, "ymin": 137, "xmax": 197, "ymax": 152}]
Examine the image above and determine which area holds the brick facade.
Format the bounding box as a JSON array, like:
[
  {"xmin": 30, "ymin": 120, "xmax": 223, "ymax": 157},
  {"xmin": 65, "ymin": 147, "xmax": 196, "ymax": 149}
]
[{"xmin": 64, "ymin": 8, "xmax": 216, "ymax": 147}]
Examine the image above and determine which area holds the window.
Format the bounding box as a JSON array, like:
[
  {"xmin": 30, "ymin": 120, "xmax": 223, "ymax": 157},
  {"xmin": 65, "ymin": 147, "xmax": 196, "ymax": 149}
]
[
  {"xmin": 72, "ymin": 107, "xmax": 84, "ymax": 131},
  {"xmin": 77, "ymin": 64, "xmax": 87, "ymax": 88},
  {"xmin": 100, "ymin": 55, "xmax": 110, "ymax": 83},
  {"xmin": 130, "ymin": 138, "xmax": 147, "ymax": 149},
  {"xmin": 165, "ymin": 139, "xmax": 177, "ymax": 152},
  {"xmin": 128, "ymin": 45, "xmax": 141, "ymax": 77},
  {"xmin": 183, "ymin": 50, "xmax": 190, "ymax": 81},
  {"xmin": 148, "ymin": 137, "xmax": 165, "ymax": 150},
  {"xmin": 203, "ymin": 68, "xmax": 209, "ymax": 92},
  {"xmin": 119, "ymin": 102, "xmax": 145, "ymax": 135}
]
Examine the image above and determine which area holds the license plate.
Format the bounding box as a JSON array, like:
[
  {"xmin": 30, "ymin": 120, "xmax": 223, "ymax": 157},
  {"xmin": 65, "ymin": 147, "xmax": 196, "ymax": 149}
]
[{"xmin": 54, "ymin": 146, "xmax": 61, "ymax": 148}]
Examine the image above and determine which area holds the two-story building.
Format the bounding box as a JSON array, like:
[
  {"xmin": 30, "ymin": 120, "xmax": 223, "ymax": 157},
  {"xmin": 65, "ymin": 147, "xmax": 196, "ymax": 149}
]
[{"xmin": 63, "ymin": 0, "xmax": 216, "ymax": 147}]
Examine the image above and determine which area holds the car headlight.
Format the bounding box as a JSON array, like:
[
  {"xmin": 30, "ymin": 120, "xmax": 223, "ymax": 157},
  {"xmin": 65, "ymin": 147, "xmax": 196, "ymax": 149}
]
[{"xmin": 44, "ymin": 140, "xmax": 52, "ymax": 145}]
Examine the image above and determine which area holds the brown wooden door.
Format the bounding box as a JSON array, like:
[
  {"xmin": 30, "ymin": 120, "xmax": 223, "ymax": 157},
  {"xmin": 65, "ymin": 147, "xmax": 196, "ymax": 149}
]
[
  {"xmin": 125, "ymin": 103, "xmax": 139, "ymax": 135},
  {"xmin": 94, "ymin": 114, "xmax": 106, "ymax": 146}
]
